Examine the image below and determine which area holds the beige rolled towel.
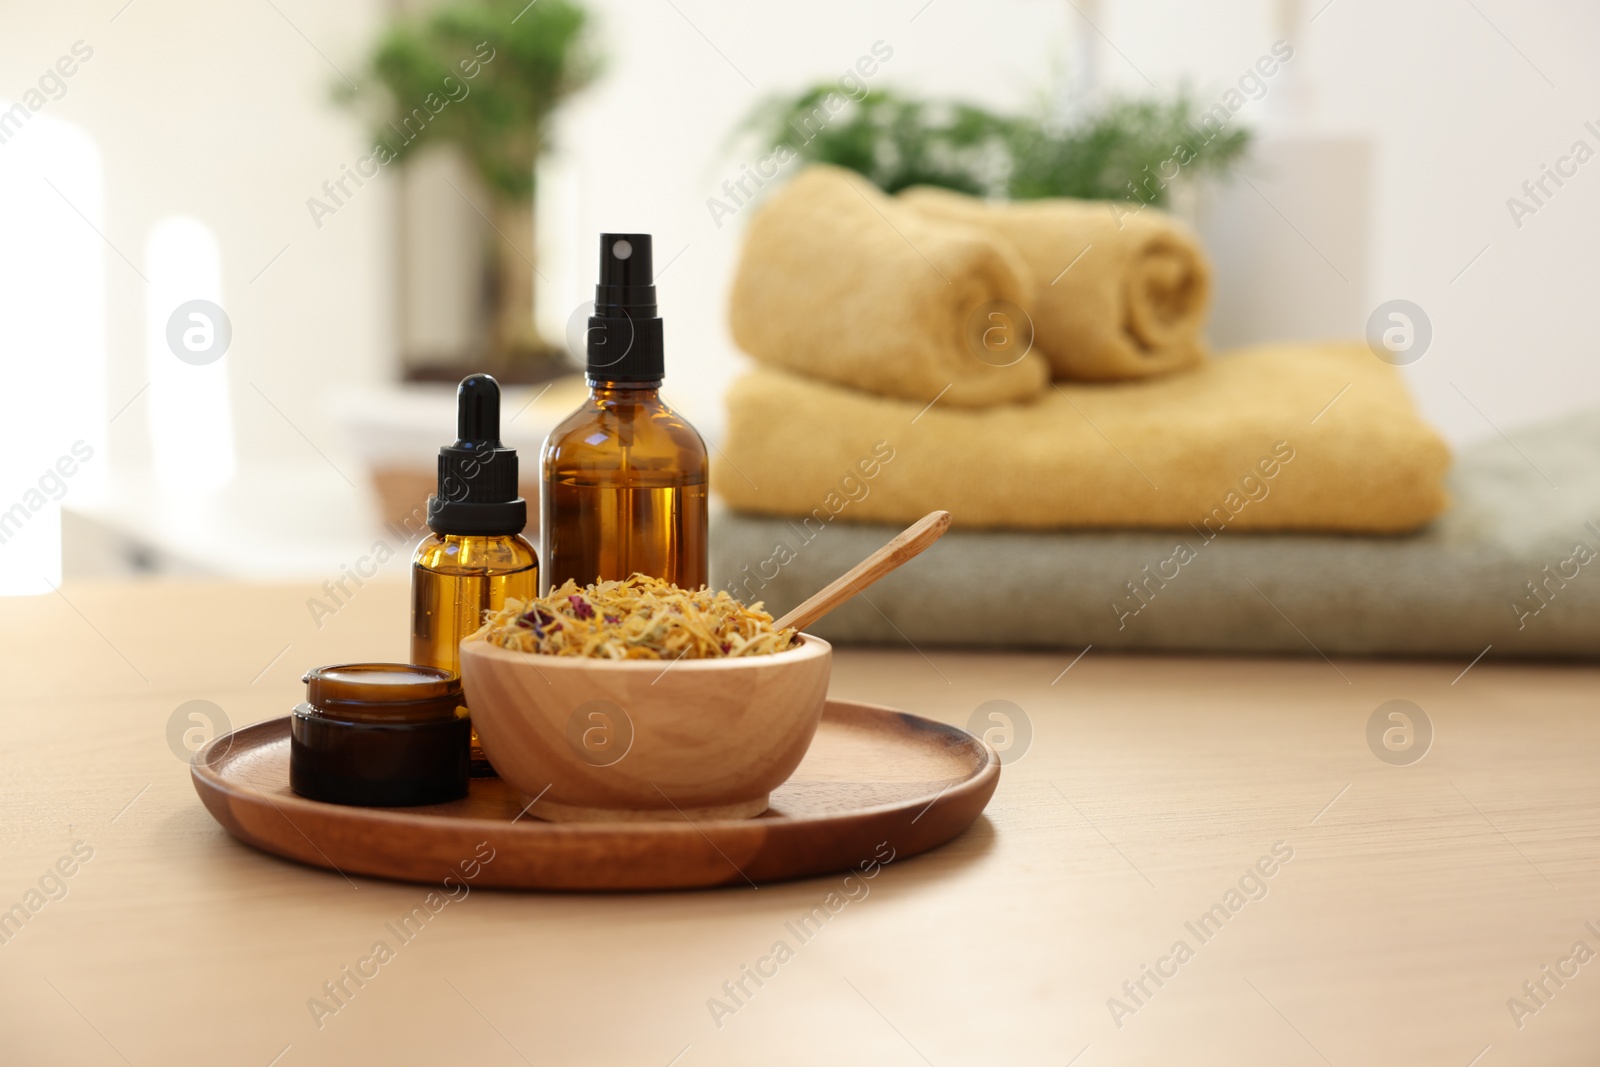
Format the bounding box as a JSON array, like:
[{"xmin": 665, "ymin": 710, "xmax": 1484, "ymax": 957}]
[
  {"xmin": 899, "ymin": 186, "xmax": 1212, "ymax": 381},
  {"xmin": 728, "ymin": 165, "xmax": 1049, "ymax": 408}
]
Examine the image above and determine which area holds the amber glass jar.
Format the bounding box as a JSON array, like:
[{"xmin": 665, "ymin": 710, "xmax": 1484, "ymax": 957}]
[{"xmin": 290, "ymin": 664, "xmax": 470, "ymax": 807}]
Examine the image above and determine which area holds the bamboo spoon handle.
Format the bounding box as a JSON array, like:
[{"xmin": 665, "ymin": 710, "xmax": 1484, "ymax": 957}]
[{"xmin": 773, "ymin": 510, "xmax": 952, "ymax": 634}]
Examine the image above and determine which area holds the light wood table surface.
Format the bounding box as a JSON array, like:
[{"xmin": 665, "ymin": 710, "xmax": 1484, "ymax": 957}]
[{"xmin": 2, "ymin": 580, "xmax": 1597, "ymax": 1066}]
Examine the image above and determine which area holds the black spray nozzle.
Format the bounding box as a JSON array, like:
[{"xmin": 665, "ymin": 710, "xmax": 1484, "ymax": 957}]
[
  {"xmin": 587, "ymin": 232, "xmax": 665, "ymax": 382},
  {"xmin": 427, "ymin": 373, "xmax": 526, "ymax": 536},
  {"xmin": 597, "ymin": 234, "xmax": 654, "ymax": 301}
]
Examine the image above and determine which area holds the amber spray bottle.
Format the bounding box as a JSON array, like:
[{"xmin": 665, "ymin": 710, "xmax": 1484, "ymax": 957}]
[
  {"xmin": 541, "ymin": 233, "xmax": 709, "ymax": 591},
  {"xmin": 412, "ymin": 374, "xmax": 538, "ymax": 772}
]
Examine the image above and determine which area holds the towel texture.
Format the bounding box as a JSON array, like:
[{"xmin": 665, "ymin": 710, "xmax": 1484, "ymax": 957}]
[
  {"xmin": 709, "ymin": 408, "xmax": 1600, "ymax": 659},
  {"xmin": 900, "ymin": 185, "xmax": 1212, "ymax": 381},
  {"xmin": 728, "ymin": 165, "xmax": 1049, "ymax": 408},
  {"xmin": 715, "ymin": 342, "xmax": 1451, "ymax": 533}
]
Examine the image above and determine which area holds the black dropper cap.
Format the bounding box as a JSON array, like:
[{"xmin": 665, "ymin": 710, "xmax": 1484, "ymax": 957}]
[
  {"xmin": 586, "ymin": 233, "xmax": 664, "ymax": 383},
  {"xmin": 426, "ymin": 374, "xmax": 526, "ymax": 536}
]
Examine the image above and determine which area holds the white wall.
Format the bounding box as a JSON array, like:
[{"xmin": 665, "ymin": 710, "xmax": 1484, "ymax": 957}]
[
  {"xmin": 535, "ymin": 0, "xmax": 1084, "ymax": 440},
  {"xmin": 4, "ymin": 0, "xmax": 1597, "ymax": 503},
  {"xmin": 546, "ymin": 0, "xmax": 1600, "ymax": 446},
  {"xmin": 1094, "ymin": 0, "xmax": 1600, "ymax": 443},
  {"xmin": 1, "ymin": 0, "xmax": 394, "ymax": 498}
]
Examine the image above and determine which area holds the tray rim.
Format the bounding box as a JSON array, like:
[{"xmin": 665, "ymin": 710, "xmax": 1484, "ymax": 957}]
[{"xmin": 191, "ymin": 698, "xmax": 1000, "ymax": 889}]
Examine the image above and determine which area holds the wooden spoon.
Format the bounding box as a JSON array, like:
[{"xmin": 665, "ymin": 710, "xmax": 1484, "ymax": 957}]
[{"xmin": 772, "ymin": 510, "xmax": 952, "ymax": 633}]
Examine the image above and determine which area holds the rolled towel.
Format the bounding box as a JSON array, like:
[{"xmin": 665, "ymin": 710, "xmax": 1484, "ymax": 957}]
[
  {"xmin": 899, "ymin": 186, "xmax": 1212, "ymax": 381},
  {"xmin": 728, "ymin": 165, "xmax": 1049, "ymax": 408}
]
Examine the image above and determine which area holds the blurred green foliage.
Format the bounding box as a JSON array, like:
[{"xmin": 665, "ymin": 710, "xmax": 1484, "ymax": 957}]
[
  {"xmin": 336, "ymin": 0, "xmax": 598, "ymax": 200},
  {"xmin": 743, "ymin": 87, "xmax": 1252, "ymax": 206}
]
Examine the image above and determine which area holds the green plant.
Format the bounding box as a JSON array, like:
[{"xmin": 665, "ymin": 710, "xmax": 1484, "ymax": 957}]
[
  {"xmin": 339, "ymin": 0, "xmax": 598, "ymax": 199},
  {"xmin": 743, "ymin": 86, "xmax": 1008, "ymax": 197},
  {"xmin": 337, "ymin": 0, "xmax": 600, "ymax": 363},
  {"xmin": 742, "ymin": 87, "xmax": 1252, "ymax": 207}
]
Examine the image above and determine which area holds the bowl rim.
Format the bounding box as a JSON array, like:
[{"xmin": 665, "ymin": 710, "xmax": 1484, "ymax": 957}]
[{"xmin": 458, "ymin": 631, "xmax": 831, "ymax": 671}]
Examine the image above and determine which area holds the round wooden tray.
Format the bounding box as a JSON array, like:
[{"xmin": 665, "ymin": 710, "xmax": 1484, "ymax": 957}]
[{"xmin": 191, "ymin": 699, "xmax": 999, "ymax": 891}]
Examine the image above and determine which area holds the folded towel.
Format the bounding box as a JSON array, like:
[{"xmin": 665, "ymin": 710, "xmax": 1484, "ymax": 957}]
[
  {"xmin": 710, "ymin": 408, "xmax": 1600, "ymax": 658},
  {"xmin": 715, "ymin": 342, "xmax": 1451, "ymax": 533},
  {"xmin": 728, "ymin": 165, "xmax": 1049, "ymax": 408},
  {"xmin": 900, "ymin": 186, "xmax": 1211, "ymax": 381}
]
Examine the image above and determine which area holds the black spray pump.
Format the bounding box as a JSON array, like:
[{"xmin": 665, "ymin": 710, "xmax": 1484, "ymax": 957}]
[
  {"xmin": 587, "ymin": 233, "xmax": 665, "ymax": 383},
  {"xmin": 427, "ymin": 373, "xmax": 526, "ymax": 536}
]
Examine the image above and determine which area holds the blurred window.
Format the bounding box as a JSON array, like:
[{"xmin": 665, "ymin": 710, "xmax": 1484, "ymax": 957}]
[
  {"xmin": 0, "ymin": 109, "xmax": 104, "ymax": 594},
  {"xmin": 145, "ymin": 216, "xmax": 235, "ymax": 490}
]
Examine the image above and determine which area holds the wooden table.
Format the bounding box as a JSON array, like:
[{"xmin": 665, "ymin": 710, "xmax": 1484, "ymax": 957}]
[{"xmin": 2, "ymin": 581, "xmax": 1597, "ymax": 1065}]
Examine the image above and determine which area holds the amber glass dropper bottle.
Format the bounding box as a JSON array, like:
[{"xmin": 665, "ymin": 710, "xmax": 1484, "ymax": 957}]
[
  {"xmin": 411, "ymin": 374, "xmax": 537, "ymax": 773},
  {"xmin": 541, "ymin": 233, "xmax": 709, "ymax": 592}
]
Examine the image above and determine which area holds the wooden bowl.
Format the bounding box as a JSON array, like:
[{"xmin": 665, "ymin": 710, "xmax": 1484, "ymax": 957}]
[{"xmin": 458, "ymin": 635, "xmax": 832, "ymax": 823}]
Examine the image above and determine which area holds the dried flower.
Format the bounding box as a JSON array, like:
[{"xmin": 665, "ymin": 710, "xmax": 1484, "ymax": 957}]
[{"xmin": 469, "ymin": 574, "xmax": 795, "ymax": 660}]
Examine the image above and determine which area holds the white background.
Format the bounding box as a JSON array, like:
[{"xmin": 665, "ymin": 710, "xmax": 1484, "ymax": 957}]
[{"xmin": 1, "ymin": 0, "xmax": 1596, "ymax": 578}]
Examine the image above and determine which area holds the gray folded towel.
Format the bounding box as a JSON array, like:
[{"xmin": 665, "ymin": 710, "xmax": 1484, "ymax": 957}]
[{"xmin": 710, "ymin": 409, "xmax": 1600, "ymax": 659}]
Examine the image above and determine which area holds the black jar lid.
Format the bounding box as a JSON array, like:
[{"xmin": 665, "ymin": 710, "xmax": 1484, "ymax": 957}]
[{"xmin": 291, "ymin": 663, "xmax": 469, "ymax": 807}]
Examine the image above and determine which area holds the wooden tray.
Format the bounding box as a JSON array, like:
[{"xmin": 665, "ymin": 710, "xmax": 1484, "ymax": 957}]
[{"xmin": 191, "ymin": 699, "xmax": 999, "ymax": 891}]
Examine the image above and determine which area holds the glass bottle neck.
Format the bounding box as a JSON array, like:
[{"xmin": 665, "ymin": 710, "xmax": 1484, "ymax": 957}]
[{"xmin": 588, "ymin": 379, "xmax": 662, "ymax": 401}]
